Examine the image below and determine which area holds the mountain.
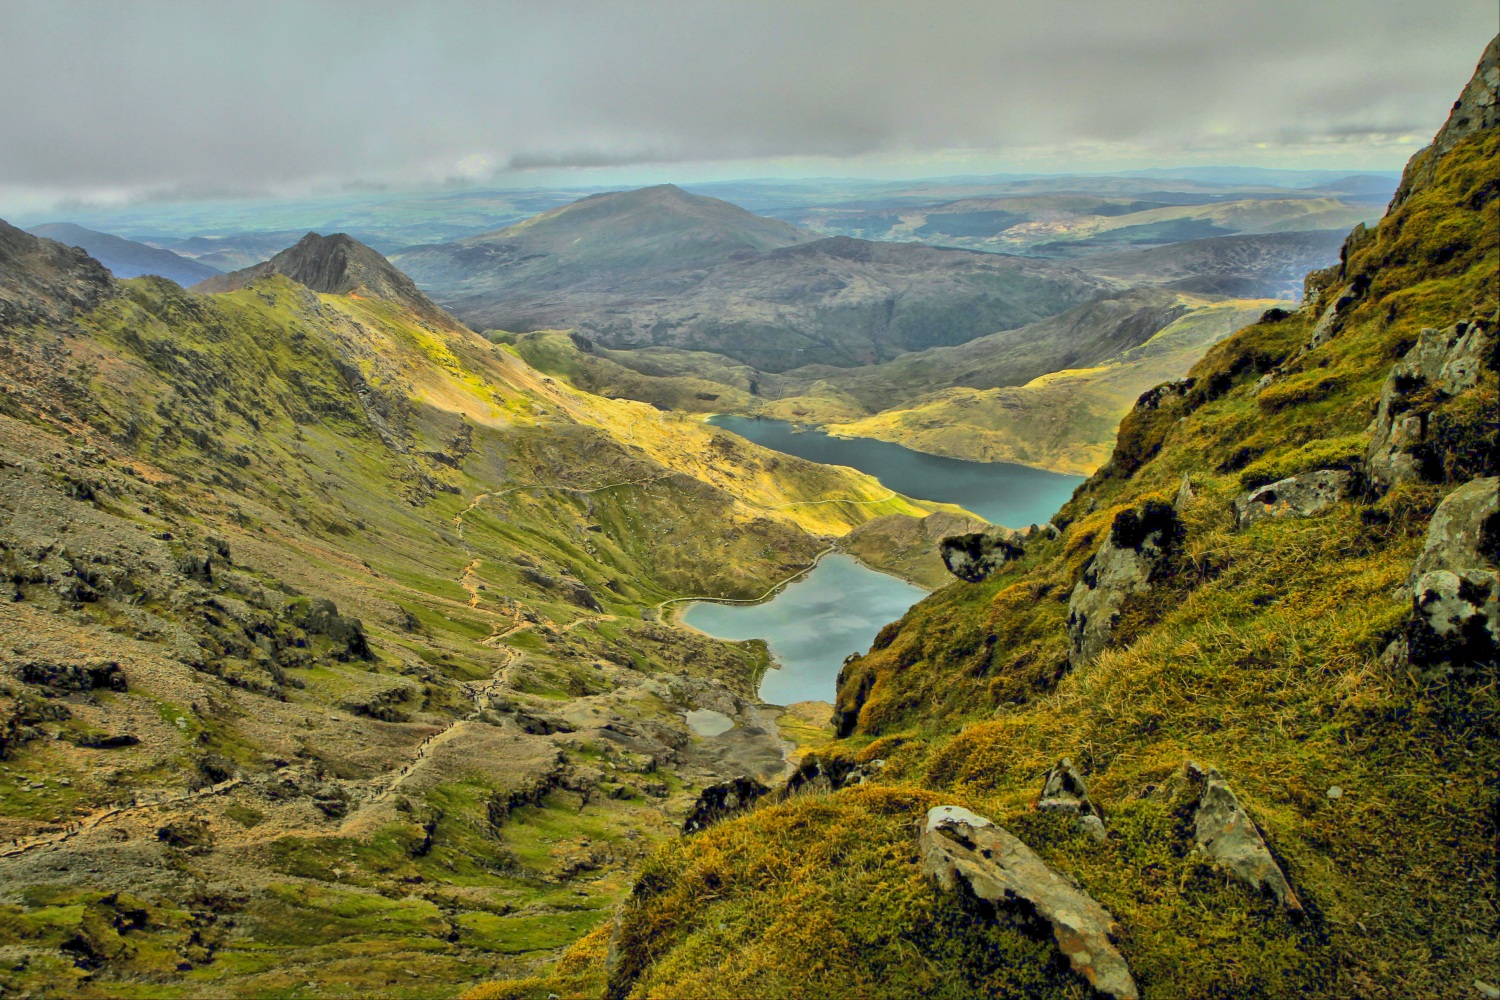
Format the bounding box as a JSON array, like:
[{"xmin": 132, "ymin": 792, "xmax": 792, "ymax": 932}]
[
  {"xmin": 0, "ymin": 219, "xmax": 115, "ymax": 328},
  {"xmin": 0, "ymin": 227, "xmax": 949, "ymax": 994},
  {"xmin": 24, "ymin": 222, "xmax": 223, "ymax": 285},
  {"xmin": 479, "ymin": 35, "xmax": 1498, "ymax": 999},
  {"xmin": 194, "ymin": 231, "xmax": 456, "ymax": 325},
  {"xmin": 394, "ymin": 185, "xmax": 1110, "ymax": 371}
]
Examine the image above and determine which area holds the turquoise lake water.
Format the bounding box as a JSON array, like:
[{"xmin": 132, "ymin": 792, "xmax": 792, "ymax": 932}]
[
  {"xmin": 681, "ymin": 418, "xmax": 1082, "ymax": 705},
  {"xmin": 707, "ymin": 414, "xmax": 1082, "ymax": 528}
]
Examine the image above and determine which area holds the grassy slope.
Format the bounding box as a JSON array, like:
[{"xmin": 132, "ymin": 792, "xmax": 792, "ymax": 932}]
[
  {"xmin": 492, "ymin": 125, "xmax": 1498, "ymax": 1000},
  {"xmin": 0, "ymin": 261, "xmax": 938, "ymax": 995}
]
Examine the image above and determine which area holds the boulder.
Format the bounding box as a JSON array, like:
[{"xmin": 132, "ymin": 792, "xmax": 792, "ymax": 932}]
[
  {"xmin": 1067, "ymin": 501, "xmax": 1180, "ymax": 669},
  {"xmin": 921, "ymin": 805, "xmax": 1138, "ymax": 1000},
  {"xmin": 1187, "ymin": 763, "xmax": 1302, "ymax": 913},
  {"xmin": 1234, "ymin": 470, "xmax": 1351, "ymax": 529},
  {"xmin": 940, "ymin": 527, "xmax": 1027, "ymax": 583},
  {"xmin": 681, "ymin": 776, "xmax": 769, "ymax": 834},
  {"xmin": 1035, "ymin": 757, "xmax": 1107, "ymax": 843},
  {"xmin": 1366, "ymin": 320, "xmax": 1491, "ymax": 488},
  {"xmin": 1404, "ymin": 477, "xmax": 1498, "ymax": 679}
]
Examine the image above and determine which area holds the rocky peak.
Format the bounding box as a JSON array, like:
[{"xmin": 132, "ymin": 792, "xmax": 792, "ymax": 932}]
[
  {"xmin": 1389, "ymin": 33, "xmax": 1499, "ymax": 210},
  {"xmin": 194, "ymin": 231, "xmax": 456, "ymax": 326},
  {"xmin": 0, "ymin": 218, "xmax": 116, "ymax": 330}
]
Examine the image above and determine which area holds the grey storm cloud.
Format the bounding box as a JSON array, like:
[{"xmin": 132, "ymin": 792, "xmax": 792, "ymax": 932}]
[{"xmin": 1, "ymin": 0, "xmax": 1494, "ymax": 198}]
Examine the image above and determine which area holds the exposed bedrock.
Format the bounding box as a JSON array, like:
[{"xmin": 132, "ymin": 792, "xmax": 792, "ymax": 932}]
[{"xmin": 920, "ymin": 805, "xmax": 1139, "ymax": 1000}]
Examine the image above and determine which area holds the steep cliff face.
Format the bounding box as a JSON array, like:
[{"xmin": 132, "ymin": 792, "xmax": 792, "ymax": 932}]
[{"xmin": 516, "ymin": 36, "xmax": 1499, "ymax": 1000}]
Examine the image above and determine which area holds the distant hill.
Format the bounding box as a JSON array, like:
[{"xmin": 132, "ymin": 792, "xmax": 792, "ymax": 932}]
[
  {"xmin": 395, "ymin": 184, "xmax": 1108, "ymax": 370},
  {"xmin": 25, "ymin": 222, "xmax": 222, "ymax": 285}
]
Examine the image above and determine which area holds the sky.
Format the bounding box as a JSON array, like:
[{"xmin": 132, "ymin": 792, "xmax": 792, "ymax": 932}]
[{"xmin": 1, "ymin": 0, "xmax": 1495, "ymax": 215}]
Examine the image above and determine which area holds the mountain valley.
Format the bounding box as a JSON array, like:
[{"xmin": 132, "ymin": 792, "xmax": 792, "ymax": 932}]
[{"xmin": 0, "ymin": 24, "xmax": 1495, "ymax": 1000}]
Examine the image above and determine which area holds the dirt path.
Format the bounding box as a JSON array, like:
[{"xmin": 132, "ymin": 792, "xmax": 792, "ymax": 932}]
[{"xmin": 0, "ymin": 777, "xmax": 243, "ymax": 859}]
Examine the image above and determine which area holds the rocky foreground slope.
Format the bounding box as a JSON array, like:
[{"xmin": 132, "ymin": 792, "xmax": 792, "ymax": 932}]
[
  {"xmin": 468, "ymin": 35, "xmax": 1498, "ymax": 1000},
  {"xmin": 0, "ymin": 221, "xmax": 944, "ymax": 994}
]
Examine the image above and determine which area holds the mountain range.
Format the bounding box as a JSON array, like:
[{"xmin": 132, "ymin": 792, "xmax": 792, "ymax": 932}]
[
  {"xmin": 393, "ymin": 184, "xmax": 1112, "ymax": 370},
  {"xmin": 24, "ymin": 222, "xmax": 223, "ymax": 286}
]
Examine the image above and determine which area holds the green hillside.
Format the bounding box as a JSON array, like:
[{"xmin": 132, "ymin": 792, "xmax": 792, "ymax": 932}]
[{"xmin": 0, "ymin": 225, "xmax": 939, "ymax": 996}]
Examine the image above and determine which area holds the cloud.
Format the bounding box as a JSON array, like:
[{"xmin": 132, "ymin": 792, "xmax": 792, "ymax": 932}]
[{"xmin": 0, "ymin": 0, "xmax": 1493, "ymax": 209}]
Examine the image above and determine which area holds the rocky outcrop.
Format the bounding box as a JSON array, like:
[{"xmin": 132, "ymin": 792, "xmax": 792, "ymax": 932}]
[
  {"xmin": 1389, "ymin": 35, "xmax": 1500, "ymax": 211},
  {"xmin": 13, "ymin": 659, "xmax": 127, "ymax": 695},
  {"xmin": 921, "ymin": 805, "xmax": 1138, "ymax": 1000},
  {"xmin": 1067, "ymin": 500, "xmax": 1180, "ymax": 669},
  {"xmin": 681, "ymin": 776, "xmax": 770, "ymax": 834},
  {"xmin": 779, "ymin": 752, "xmax": 882, "ymax": 800},
  {"xmin": 1186, "ymin": 763, "xmax": 1302, "ymax": 913},
  {"xmin": 1035, "ymin": 758, "xmax": 1107, "ymax": 843},
  {"xmin": 1365, "ymin": 319, "xmax": 1492, "ymax": 489},
  {"xmin": 194, "ymin": 232, "xmax": 458, "ymax": 328},
  {"xmin": 1301, "ymin": 273, "xmax": 1372, "ymax": 353},
  {"xmin": 1174, "ymin": 472, "xmax": 1195, "ymax": 509},
  {"xmin": 1402, "ymin": 477, "xmax": 1499, "ymax": 680},
  {"xmin": 0, "ymin": 218, "xmax": 116, "ymax": 331},
  {"xmin": 940, "ymin": 526, "xmax": 1027, "ymax": 583},
  {"xmin": 1233, "ymin": 470, "xmax": 1352, "ymax": 529}
]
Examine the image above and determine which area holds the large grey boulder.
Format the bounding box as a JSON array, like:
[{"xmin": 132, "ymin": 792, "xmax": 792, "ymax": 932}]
[
  {"xmin": 940, "ymin": 526, "xmax": 1027, "ymax": 583},
  {"xmin": 1035, "ymin": 757, "xmax": 1107, "ymax": 843},
  {"xmin": 1187, "ymin": 763, "xmax": 1302, "ymax": 913},
  {"xmin": 921, "ymin": 805, "xmax": 1138, "ymax": 1000},
  {"xmin": 1366, "ymin": 320, "xmax": 1490, "ymax": 488},
  {"xmin": 1067, "ymin": 501, "xmax": 1180, "ymax": 669},
  {"xmin": 1233, "ymin": 470, "xmax": 1352, "ymax": 529},
  {"xmin": 1404, "ymin": 477, "xmax": 1499, "ymax": 679}
]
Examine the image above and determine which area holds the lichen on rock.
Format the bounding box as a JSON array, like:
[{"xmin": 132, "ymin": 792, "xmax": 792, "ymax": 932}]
[{"xmin": 920, "ymin": 805, "xmax": 1139, "ymax": 1000}]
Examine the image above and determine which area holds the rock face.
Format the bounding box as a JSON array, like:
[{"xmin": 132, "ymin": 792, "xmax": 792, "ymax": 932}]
[
  {"xmin": 1404, "ymin": 477, "xmax": 1499, "ymax": 679},
  {"xmin": 1233, "ymin": 470, "xmax": 1352, "ymax": 529},
  {"xmin": 920, "ymin": 805, "xmax": 1139, "ymax": 1000},
  {"xmin": 1035, "ymin": 757, "xmax": 1107, "ymax": 843},
  {"xmin": 681, "ymin": 776, "xmax": 770, "ymax": 834},
  {"xmin": 1187, "ymin": 763, "xmax": 1302, "ymax": 913},
  {"xmin": 1366, "ymin": 319, "xmax": 1491, "ymax": 488},
  {"xmin": 1067, "ymin": 500, "xmax": 1180, "ymax": 669}
]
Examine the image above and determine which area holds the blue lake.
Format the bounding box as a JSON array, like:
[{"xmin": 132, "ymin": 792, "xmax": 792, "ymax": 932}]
[
  {"xmin": 681, "ymin": 554, "xmax": 926, "ymax": 706},
  {"xmin": 707, "ymin": 415, "xmax": 1082, "ymax": 528}
]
